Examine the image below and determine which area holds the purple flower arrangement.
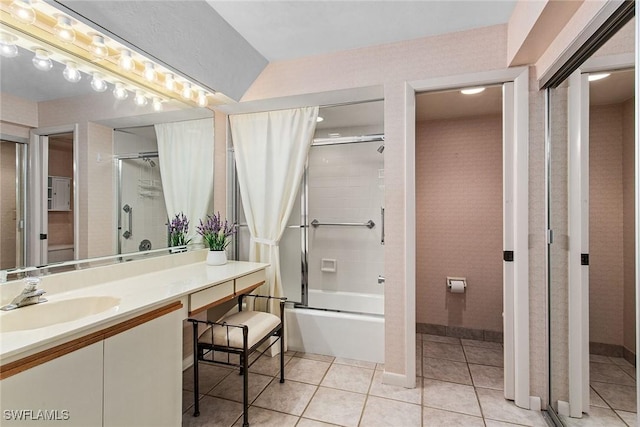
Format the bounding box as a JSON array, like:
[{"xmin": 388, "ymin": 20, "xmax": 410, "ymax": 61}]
[
  {"xmin": 167, "ymin": 212, "xmax": 191, "ymax": 247},
  {"xmin": 197, "ymin": 212, "xmax": 237, "ymax": 251}
]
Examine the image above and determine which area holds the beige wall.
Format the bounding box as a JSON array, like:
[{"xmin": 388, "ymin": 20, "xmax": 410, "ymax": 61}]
[
  {"xmin": 240, "ymin": 23, "xmax": 526, "ymax": 387},
  {"xmin": 589, "ymin": 104, "xmax": 625, "ymax": 346},
  {"xmin": 548, "ymin": 82, "xmax": 570, "ymax": 406},
  {"xmin": 240, "ymin": 21, "xmax": 557, "ymax": 402},
  {"xmin": 622, "ymin": 97, "xmax": 636, "ymax": 353},
  {"xmin": 415, "ymin": 114, "xmax": 503, "ymax": 332},
  {"xmin": 589, "ymin": 98, "xmax": 635, "ymax": 353}
]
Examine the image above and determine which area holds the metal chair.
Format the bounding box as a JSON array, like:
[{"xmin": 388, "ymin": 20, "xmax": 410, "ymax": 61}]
[{"xmin": 188, "ymin": 294, "xmax": 286, "ymax": 427}]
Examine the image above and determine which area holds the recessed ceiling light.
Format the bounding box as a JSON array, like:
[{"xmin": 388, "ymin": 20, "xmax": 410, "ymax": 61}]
[
  {"xmin": 461, "ymin": 87, "xmax": 485, "ymax": 95},
  {"xmin": 316, "ymin": 116, "xmax": 324, "ymax": 123},
  {"xmin": 588, "ymin": 73, "xmax": 610, "ymax": 82}
]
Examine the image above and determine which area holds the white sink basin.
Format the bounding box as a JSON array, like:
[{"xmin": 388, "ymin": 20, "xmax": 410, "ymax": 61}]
[{"xmin": 0, "ymin": 296, "xmax": 121, "ymax": 333}]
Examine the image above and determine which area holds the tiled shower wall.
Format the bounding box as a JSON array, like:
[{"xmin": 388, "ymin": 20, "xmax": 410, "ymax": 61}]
[{"xmin": 415, "ymin": 114, "xmax": 503, "ymax": 333}]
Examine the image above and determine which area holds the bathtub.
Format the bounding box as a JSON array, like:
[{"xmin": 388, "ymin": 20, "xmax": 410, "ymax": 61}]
[{"xmin": 285, "ymin": 290, "xmax": 384, "ymax": 363}]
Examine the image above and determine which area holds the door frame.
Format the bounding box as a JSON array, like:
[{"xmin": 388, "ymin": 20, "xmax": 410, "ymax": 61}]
[
  {"xmin": 28, "ymin": 124, "xmax": 79, "ymax": 266},
  {"xmin": 405, "ymin": 67, "xmax": 531, "ymax": 406}
]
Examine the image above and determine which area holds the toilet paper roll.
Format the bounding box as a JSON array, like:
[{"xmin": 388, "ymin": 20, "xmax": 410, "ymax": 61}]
[{"xmin": 449, "ymin": 280, "xmax": 465, "ymax": 293}]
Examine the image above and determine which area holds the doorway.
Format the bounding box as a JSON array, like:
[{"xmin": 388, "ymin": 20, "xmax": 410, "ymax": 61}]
[
  {"xmin": 27, "ymin": 127, "xmax": 77, "ymax": 267},
  {"xmin": 407, "ymin": 66, "xmax": 530, "ymax": 406},
  {"xmin": 415, "ymin": 84, "xmax": 507, "ymax": 410},
  {"xmin": 46, "ymin": 133, "xmax": 75, "ymax": 263}
]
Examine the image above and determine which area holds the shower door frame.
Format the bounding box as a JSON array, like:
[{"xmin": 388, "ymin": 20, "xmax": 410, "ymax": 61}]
[
  {"xmin": 300, "ymin": 135, "xmax": 385, "ymax": 311},
  {"xmin": 0, "ymin": 137, "xmax": 28, "ymax": 269},
  {"xmin": 231, "ymin": 133, "xmax": 385, "ymax": 310}
]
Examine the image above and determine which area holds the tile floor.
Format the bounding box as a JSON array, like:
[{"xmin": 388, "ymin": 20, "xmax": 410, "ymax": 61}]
[
  {"xmin": 182, "ymin": 334, "xmax": 554, "ymax": 426},
  {"xmin": 558, "ymin": 354, "xmax": 637, "ymax": 427}
]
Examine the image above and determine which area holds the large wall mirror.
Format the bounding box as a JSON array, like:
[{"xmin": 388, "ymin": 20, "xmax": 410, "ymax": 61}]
[
  {"xmin": 547, "ymin": 11, "xmax": 636, "ymax": 427},
  {"xmin": 0, "ymin": 17, "xmax": 214, "ymax": 276}
]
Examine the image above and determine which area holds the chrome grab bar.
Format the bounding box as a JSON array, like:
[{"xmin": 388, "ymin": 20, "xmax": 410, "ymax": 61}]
[
  {"xmin": 122, "ymin": 204, "xmax": 132, "ymax": 239},
  {"xmin": 310, "ymin": 219, "xmax": 375, "ymax": 229}
]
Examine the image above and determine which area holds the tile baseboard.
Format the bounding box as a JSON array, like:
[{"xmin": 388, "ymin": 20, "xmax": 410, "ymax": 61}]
[
  {"xmin": 416, "ymin": 323, "xmax": 503, "ymax": 343},
  {"xmin": 589, "ymin": 341, "xmax": 636, "ymax": 366}
]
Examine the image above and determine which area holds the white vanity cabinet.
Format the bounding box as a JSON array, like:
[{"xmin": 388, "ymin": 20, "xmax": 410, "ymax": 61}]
[
  {"xmin": 103, "ymin": 307, "xmax": 182, "ymax": 427},
  {"xmin": 0, "ymin": 341, "xmax": 104, "ymax": 426},
  {"xmin": 0, "ymin": 302, "xmax": 184, "ymax": 427}
]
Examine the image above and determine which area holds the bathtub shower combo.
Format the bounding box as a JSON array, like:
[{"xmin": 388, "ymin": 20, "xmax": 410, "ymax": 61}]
[{"xmin": 234, "ymin": 135, "xmax": 385, "ymax": 363}]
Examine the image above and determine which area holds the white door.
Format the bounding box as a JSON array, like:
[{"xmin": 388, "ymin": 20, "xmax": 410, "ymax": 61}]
[
  {"xmin": 502, "ymin": 69, "xmax": 531, "ymax": 409},
  {"xmin": 567, "ymin": 69, "xmax": 590, "ymax": 417}
]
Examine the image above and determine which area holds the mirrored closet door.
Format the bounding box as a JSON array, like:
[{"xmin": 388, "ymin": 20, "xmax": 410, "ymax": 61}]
[{"xmin": 547, "ymin": 12, "xmax": 637, "ymax": 427}]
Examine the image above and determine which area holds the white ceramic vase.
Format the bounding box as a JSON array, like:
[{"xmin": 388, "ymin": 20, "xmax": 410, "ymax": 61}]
[{"xmin": 206, "ymin": 250, "xmax": 227, "ymax": 266}]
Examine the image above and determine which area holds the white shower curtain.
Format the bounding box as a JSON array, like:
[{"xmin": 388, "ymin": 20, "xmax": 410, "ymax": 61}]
[
  {"xmin": 230, "ymin": 107, "xmax": 319, "ymax": 307},
  {"xmin": 155, "ymin": 118, "xmax": 214, "ymax": 245}
]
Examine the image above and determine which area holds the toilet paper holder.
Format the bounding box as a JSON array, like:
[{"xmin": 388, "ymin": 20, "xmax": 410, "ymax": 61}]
[{"xmin": 446, "ymin": 277, "xmax": 467, "ymax": 293}]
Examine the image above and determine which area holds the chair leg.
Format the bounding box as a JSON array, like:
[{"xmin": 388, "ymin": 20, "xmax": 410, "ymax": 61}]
[
  {"xmin": 191, "ymin": 322, "xmax": 200, "ymax": 417},
  {"xmin": 280, "ymin": 300, "xmax": 286, "ymax": 383},
  {"xmin": 279, "ymin": 329, "xmax": 285, "ymax": 383},
  {"xmin": 242, "ymin": 326, "xmax": 249, "ymax": 427}
]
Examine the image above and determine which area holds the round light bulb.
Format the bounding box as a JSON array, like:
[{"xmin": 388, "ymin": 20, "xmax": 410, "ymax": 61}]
[
  {"xmin": 588, "ymin": 73, "xmax": 611, "ymax": 82},
  {"xmin": 181, "ymin": 82, "xmax": 192, "ymax": 99},
  {"xmin": 134, "ymin": 91, "xmax": 147, "ymax": 106},
  {"xmin": 63, "ymin": 61, "xmax": 81, "ymax": 83},
  {"xmin": 197, "ymin": 90, "xmax": 208, "ymax": 107},
  {"xmin": 143, "ymin": 61, "xmax": 156, "ymax": 82},
  {"xmin": 113, "ymin": 82, "xmax": 128, "ymax": 100},
  {"xmin": 53, "ymin": 15, "xmax": 76, "ymax": 43},
  {"xmin": 90, "ymin": 73, "xmax": 108, "ymax": 92},
  {"xmin": 0, "ymin": 33, "xmax": 18, "ymax": 58},
  {"xmin": 118, "ymin": 49, "xmax": 134, "ymax": 71},
  {"xmin": 89, "ymin": 34, "xmax": 109, "ymax": 59},
  {"xmin": 152, "ymin": 97, "xmax": 163, "ymax": 112},
  {"xmin": 164, "ymin": 73, "xmax": 175, "ymax": 91},
  {"xmin": 9, "ymin": 0, "xmax": 36, "ymax": 25},
  {"xmin": 32, "ymin": 49, "xmax": 52, "ymax": 72},
  {"xmin": 460, "ymin": 87, "xmax": 485, "ymax": 95}
]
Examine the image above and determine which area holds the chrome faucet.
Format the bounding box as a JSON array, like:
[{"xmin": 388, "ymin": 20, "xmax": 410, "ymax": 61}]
[{"xmin": 1, "ymin": 278, "xmax": 47, "ymax": 311}]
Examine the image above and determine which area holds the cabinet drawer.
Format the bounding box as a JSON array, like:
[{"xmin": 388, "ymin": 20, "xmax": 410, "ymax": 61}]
[
  {"xmin": 235, "ymin": 270, "xmax": 266, "ymax": 295},
  {"xmin": 189, "ymin": 280, "xmax": 234, "ymax": 314}
]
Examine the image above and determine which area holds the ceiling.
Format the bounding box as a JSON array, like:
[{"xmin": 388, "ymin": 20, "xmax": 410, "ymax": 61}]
[
  {"xmin": 1, "ymin": 1, "xmax": 519, "ymax": 106},
  {"xmin": 206, "ymin": 1, "xmax": 518, "ymax": 62}
]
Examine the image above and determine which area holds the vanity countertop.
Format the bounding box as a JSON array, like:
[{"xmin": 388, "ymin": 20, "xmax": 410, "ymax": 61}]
[{"xmin": 0, "ymin": 257, "xmax": 269, "ymax": 365}]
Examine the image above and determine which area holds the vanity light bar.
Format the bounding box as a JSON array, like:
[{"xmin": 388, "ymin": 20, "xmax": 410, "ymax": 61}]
[{"xmin": 0, "ymin": 1, "xmax": 219, "ymax": 107}]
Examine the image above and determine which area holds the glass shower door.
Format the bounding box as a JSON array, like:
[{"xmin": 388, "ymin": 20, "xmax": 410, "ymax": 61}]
[
  {"xmin": 117, "ymin": 156, "xmax": 167, "ymax": 254},
  {"xmin": 306, "ymin": 141, "xmax": 385, "ymax": 315}
]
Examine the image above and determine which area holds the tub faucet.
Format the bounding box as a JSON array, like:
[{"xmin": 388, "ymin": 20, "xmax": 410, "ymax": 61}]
[{"xmin": 1, "ymin": 278, "xmax": 47, "ymax": 311}]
